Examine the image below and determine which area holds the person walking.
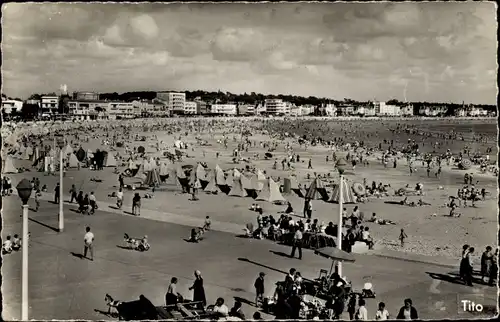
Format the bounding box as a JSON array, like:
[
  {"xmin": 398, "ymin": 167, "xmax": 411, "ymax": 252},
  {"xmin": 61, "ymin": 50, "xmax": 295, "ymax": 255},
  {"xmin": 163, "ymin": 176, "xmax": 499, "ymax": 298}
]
[
  {"xmin": 189, "ymin": 270, "xmax": 206, "ymax": 309},
  {"xmin": 396, "ymin": 298, "xmax": 418, "ymax": 320},
  {"xmin": 132, "ymin": 193, "xmax": 141, "ymax": 216},
  {"xmin": 54, "ymin": 182, "xmax": 60, "ymax": 204},
  {"xmin": 34, "ymin": 189, "xmax": 42, "ymax": 212},
  {"xmin": 70, "ymin": 184, "xmax": 77, "ymax": 203},
  {"xmin": 254, "ymin": 272, "xmax": 265, "ymax": 307},
  {"xmin": 89, "ymin": 192, "xmax": 97, "ymax": 214},
  {"xmin": 290, "ymin": 226, "xmax": 303, "ymax": 260},
  {"xmin": 83, "ymin": 226, "xmax": 94, "ymax": 261}
]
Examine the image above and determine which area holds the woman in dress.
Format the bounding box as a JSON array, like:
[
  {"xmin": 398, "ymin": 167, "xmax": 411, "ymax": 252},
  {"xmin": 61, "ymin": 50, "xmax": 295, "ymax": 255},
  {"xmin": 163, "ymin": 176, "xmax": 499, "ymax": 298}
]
[
  {"xmin": 481, "ymin": 246, "xmax": 493, "ymax": 283},
  {"xmin": 189, "ymin": 270, "xmax": 206, "ymax": 309}
]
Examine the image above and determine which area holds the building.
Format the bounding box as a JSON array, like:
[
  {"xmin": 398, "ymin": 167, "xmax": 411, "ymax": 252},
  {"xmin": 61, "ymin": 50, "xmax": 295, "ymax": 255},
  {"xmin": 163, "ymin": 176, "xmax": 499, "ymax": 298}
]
[
  {"xmin": 194, "ymin": 99, "xmax": 209, "ymax": 115},
  {"xmin": 264, "ymin": 99, "xmax": 290, "ymax": 115},
  {"xmin": 41, "ymin": 95, "xmax": 59, "ymax": 114},
  {"xmin": 156, "ymin": 91, "xmax": 186, "ymax": 115},
  {"xmin": 255, "ymin": 103, "xmax": 266, "ymax": 115},
  {"xmin": 1, "ymin": 99, "xmax": 23, "ymax": 115},
  {"xmin": 184, "ymin": 101, "xmax": 197, "ymax": 114},
  {"xmin": 68, "ymin": 99, "xmax": 109, "ymax": 120},
  {"xmin": 324, "ymin": 103, "xmax": 337, "ymax": 117},
  {"xmin": 400, "ymin": 104, "xmax": 414, "ymax": 116},
  {"xmin": 73, "ymin": 91, "xmax": 99, "ymax": 101},
  {"xmin": 237, "ymin": 104, "xmax": 255, "ymax": 115},
  {"xmin": 210, "ymin": 104, "xmax": 237, "ymax": 115},
  {"xmin": 132, "ymin": 100, "xmax": 168, "ymax": 117},
  {"xmin": 106, "ymin": 101, "xmax": 137, "ymax": 119},
  {"xmin": 337, "ymin": 105, "xmax": 355, "ymax": 116},
  {"xmin": 418, "ymin": 106, "xmax": 448, "ymax": 116}
]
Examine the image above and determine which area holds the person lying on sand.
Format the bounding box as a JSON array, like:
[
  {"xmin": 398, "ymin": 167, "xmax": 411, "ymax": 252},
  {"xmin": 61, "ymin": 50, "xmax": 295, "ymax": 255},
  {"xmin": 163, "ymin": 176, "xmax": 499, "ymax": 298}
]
[{"xmin": 368, "ymin": 213, "xmax": 396, "ymax": 225}]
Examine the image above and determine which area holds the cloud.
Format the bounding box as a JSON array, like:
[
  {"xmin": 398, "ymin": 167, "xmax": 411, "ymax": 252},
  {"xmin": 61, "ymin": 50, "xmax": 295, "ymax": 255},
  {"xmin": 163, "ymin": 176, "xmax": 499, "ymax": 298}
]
[{"xmin": 1, "ymin": 2, "xmax": 497, "ymax": 104}]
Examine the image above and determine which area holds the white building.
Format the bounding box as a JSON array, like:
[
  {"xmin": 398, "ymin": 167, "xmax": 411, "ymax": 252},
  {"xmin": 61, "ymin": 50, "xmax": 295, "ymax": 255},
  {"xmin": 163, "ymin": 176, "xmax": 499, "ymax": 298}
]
[
  {"xmin": 211, "ymin": 104, "xmax": 237, "ymax": 115},
  {"xmin": 373, "ymin": 101, "xmax": 400, "ymax": 116},
  {"xmin": 67, "ymin": 100, "xmax": 109, "ymax": 120},
  {"xmin": 132, "ymin": 100, "xmax": 168, "ymax": 117},
  {"xmin": 107, "ymin": 101, "xmax": 137, "ymax": 119},
  {"xmin": 264, "ymin": 99, "xmax": 291, "ymax": 115},
  {"xmin": 184, "ymin": 101, "xmax": 197, "ymax": 114},
  {"xmin": 237, "ymin": 104, "xmax": 255, "ymax": 115},
  {"xmin": 41, "ymin": 95, "xmax": 59, "ymax": 114},
  {"xmin": 255, "ymin": 103, "xmax": 266, "ymax": 115},
  {"xmin": 156, "ymin": 91, "xmax": 186, "ymax": 114},
  {"xmin": 1, "ymin": 99, "xmax": 23, "ymax": 115},
  {"xmin": 324, "ymin": 103, "xmax": 337, "ymax": 117},
  {"xmin": 418, "ymin": 106, "xmax": 448, "ymax": 116}
]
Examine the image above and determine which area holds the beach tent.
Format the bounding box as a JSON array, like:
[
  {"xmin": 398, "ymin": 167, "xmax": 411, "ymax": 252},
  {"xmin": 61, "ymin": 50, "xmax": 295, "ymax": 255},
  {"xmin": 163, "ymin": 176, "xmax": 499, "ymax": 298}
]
[
  {"xmin": 64, "ymin": 144, "xmax": 74, "ymax": 156},
  {"xmin": 75, "ymin": 147, "xmax": 86, "ymax": 162},
  {"xmin": 305, "ymin": 178, "xmax": 329, "ymax": 200},
  {"xmin": 256, "ymin": 169, "xmax": 267, "ymax": 181},
  {"xmin": 204, "ymin": 173, "xmax": 223, "ymax": 194},
  {"xmin": 3, "ymin": 156, "xmax": 18, "ymax": 174},
  {"xmin": 228, "ymin": 177, "xmax": 248, "ymax": 197},
  {"xmin": 104, "ymin": 152, "xmax": 117, "ymax": 167},
  {"xmin": 31, "ymin": 147, "xmax": 41, "ymax": 162},
  {"xmin": 250, "ymin": 175, "xmax": 264, "ymax": 191},
  {"xmin": 329, "ymin": 180, "xmax": 357, "ymax": 204},
  {"xmin": 256, "ymin": 178, "xmax": 286, "ymax": 203},
  {"xmin": 196, "ymin": 163, "xmax": 207, "ymax": 181},
  {"xmin": 68, "ymin": 153, "xmax": 80, "ymax": 168},
  {"xmin": 143, "ymin": 168, "xmax": 161, "ymax": 187},
  {"xmin": 134, "ymin": 164, "xmax": 147, "ymax": 180},
  {"xmin": 214, "ymin": 165, "xmax": 226, "ymax": 185},
  {"xmin": 226, "ymin": 170, "xmax": 235, "ymax": 187}
]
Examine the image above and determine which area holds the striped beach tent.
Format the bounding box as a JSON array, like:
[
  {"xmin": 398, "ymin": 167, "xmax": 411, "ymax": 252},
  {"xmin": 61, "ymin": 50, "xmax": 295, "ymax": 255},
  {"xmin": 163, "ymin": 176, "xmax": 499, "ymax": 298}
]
[
  {"xmin": 228, "ymin": 177, "xmax": 247, "ymax": 197},
  {"xmin": 214, "ymin": 164, "xmax": 226, "ymax": 185},
  {"xmin": 305, "ymin": 178, "xmax": 329, "ymax": 200},
  {"xmin": 329, "ymin": 179, "xmax": 357, "ymax": 204},
  {"xmin": 256, "ymin": 178, "xmax": 286, "ymax": 203},
  {"xmin": 144, "ymin": 168, "xmax": 161, "ymax": 187},
  {"xmin": 204, "ymin": 173, "xmax": 223, "ymax": 194}
]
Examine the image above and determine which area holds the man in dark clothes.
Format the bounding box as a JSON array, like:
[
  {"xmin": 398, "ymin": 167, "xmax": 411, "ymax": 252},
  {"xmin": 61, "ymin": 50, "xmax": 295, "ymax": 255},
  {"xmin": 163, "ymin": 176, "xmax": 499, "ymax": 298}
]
[
  {"xmin": 54, "ymin": 183, "xmax": 60, "ymax": 204},
  {"xmin": 254, "ymin": 272, "xmax": 265, "ymax": 307}
]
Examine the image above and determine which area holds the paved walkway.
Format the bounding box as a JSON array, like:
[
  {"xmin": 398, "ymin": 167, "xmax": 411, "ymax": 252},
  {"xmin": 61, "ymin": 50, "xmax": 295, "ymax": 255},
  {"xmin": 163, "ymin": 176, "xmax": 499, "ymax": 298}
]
[{"xmin": 17, "ymin": 190, "xmax": 459, "ymax": 268}]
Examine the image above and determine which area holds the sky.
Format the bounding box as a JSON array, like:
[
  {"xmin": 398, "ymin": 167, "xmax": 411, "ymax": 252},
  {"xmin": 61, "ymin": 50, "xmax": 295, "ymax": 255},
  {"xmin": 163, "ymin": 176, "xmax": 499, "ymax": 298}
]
[{"xmin": 1, "ymin": 2, "xmax": 498, "ymax": 104}]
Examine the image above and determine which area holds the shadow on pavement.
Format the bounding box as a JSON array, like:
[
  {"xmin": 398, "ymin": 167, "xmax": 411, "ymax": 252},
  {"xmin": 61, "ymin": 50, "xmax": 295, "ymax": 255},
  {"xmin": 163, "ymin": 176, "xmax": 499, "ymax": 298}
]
[
  {"xmin": 270, "ymin": 250, "xmax": 291, "ymax": 259},
  {"xmin": 109, "ymin": 205, "xmax": 119, "ymax": 210},
  {"xmin": 384, "ymin": 201, "xmax": 403, "ymax": 205},
  {"xmin": 237, "ymin": 257, "xmax": 287, "ymax": 275},
  {"xmin": 94, "ymin": 309, "xmax": 115, "ymax": 318},
  {"xmin": 29, "ymin": 217, "xmax": 59, "ymax": 232},
  {"xmin": 234, "ymin": 296, "xmax": 257, "ymax": 307},
  {"xmin": 116, "ymin": 245, "xmax": 133, "ymax": 250},
  {"xmin": 70, "ymin": 252, "xmax": 84, "ymax": 259}
]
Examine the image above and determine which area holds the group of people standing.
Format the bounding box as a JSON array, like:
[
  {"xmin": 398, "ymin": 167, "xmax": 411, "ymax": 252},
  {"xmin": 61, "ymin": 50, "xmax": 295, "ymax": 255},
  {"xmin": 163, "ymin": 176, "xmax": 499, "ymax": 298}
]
[{"xmin": 460, "ymin": 245, "xmax": 497, "ymax": 286}]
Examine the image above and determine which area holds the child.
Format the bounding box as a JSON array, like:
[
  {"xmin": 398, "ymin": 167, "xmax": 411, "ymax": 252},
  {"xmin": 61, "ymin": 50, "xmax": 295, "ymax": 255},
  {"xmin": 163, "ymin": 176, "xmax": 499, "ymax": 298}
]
[
  {"xmin": 399, "ymin": 228, "xmax": 408, "ymax": 247},
  {"xmin": 12, "ymin": 234, "xmax": 22, "ymax": 251},
  {"xmin": 2, "ymin": 236, "xmax": 13, "ymax": 254},
  {"xmin": 203, "ymin": 216, "xmax": 211, "ymax": 231},
  {"xmin": 34, "ymin": 189, "xmax": 42, "ymax": 212},
  {"xmin": 376, "ymin": 302, "xmax": 389, "ymax": 320}
]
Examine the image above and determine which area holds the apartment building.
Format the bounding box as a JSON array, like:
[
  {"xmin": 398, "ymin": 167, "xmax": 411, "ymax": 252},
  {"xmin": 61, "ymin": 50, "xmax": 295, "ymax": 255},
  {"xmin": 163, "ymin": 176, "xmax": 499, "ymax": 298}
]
[
  {"xmin": 264, "ymin": 99, "xmax": 291, "ymax": 115},
  {"xmin": 132, "ymin": 100, "xmax": 169, "ymax": 117},
  {"xmin": 400, "ymin": 104, "xmax": 414, "ymax": 116},
  {"xmin": 373, "ymin": 101, "xmax": 401, "ymax": 116},
  {"xmin": 210, "ymin": 104, "xmax": 237, "ymax": 115},
  {"xmin": 41, "ymin": 95, "xmax": 59, "ymax": 114},
  {"xmin": 67, "ymin": 100, "xmax": 109, "ymax": 120},
  {"xmin": 156, "ymin": 91, "xmax": 186, "ymax": 115},
  {"xmin": 184, "ymin": 101, "xmax": 197, "ymax": 114},
  {"xmin": 107, "ymin": 101, "xmax": 137, "ymax": 119}
]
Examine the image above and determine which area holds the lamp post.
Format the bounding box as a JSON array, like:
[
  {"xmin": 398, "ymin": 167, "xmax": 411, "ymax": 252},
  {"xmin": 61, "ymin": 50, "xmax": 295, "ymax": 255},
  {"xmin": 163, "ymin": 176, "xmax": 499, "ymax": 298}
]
[
  {"xmin": 57, "ymin": 135, "xmax": 65, "ymax": 232},
  {"xmin": 16, "ymin": 179, "xmax": 32, "ymax": 321},
  {"xmin": 335, "ymin": 158, "xmax": 347, "ymax": 277}
]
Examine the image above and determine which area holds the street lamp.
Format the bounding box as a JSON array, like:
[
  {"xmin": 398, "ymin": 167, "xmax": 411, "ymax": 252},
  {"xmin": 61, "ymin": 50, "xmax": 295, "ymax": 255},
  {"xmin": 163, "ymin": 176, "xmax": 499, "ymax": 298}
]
[
  {"xmin": 57, "ymin": 135, "xmax": 65, "ymax": 232},
  {"xmin": 335, "ymin": 158, "xmax": 347, "ymax": 277},
  {"xmin": 16, "ymin": 179, "xmax": 32, "ymax": 321}
]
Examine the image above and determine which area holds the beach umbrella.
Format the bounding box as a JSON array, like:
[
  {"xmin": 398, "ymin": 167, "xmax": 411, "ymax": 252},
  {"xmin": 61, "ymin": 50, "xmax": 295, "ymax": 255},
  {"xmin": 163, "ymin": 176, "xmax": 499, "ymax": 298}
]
[
  {"xmin": 352, "ymin": 182, "xmax": 366, "ymax": 196},
  {"xmin": 329, "ymin": 180, "xmax": 357, "ymax": 204},
  {"xmin": 459, "ymin": 159, "xmax": 472, "ymax": 170}
]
